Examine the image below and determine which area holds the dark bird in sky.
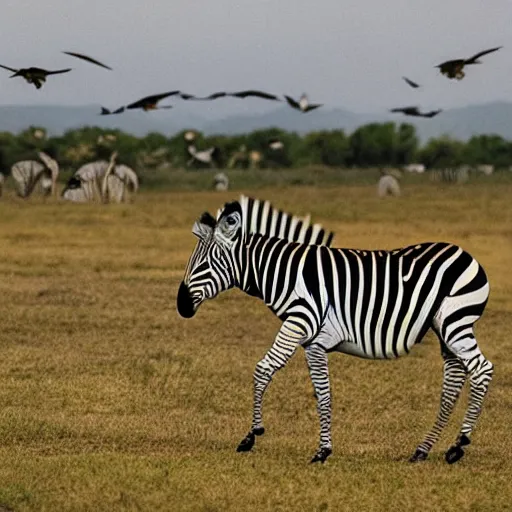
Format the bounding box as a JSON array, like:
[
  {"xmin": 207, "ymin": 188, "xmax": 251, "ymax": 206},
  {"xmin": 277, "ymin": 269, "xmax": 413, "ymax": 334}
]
[
  {"xmin": 99, "ymin": 106, "xmax": 125, "ymax": 115},
  {"xmin": 421, "ymin": 109, "xmax": 443, "ymax": 118},
  {"xmin": 228, "ymin": 90, "xmax": 281, "ymax": 101},
  {"xmin": 0, "ymin": 64, "xmax": 71, "ymax": 89},
  {"xmin": 390, "ymin": 106, "xmax": 442, "ymax": 118},
  {"xmin": 126, "ymin": 91, "xmax": 180, "ymax": 111},
  {"xmin": 284, "ymin": 93, "xmax": 322, "ymax": 113},
  {"xmin": 180, "ymin": 91, "xmax": 229, "ymax": 101},
  {"xmin": 200, "ymin": 92, "xmax": 229, "ymax": 100},
  {"xmin": 436, "ymin": 46, "xmax": 502, "ymax": 80},
  {"xmin": 402, "ymin": 76, "xmax": 420, "ymax": 88},
  {"xmin": 62, "ymin": 51, "xmax": 112, "ymax": 71}
]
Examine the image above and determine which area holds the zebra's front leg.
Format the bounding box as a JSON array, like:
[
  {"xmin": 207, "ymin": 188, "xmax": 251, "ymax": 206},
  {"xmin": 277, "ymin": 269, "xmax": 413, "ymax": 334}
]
[
  {"xmin": 305, "ymin": 344, "xmax": 332, "ymax": 464},
  {"xmin": 237, "ymin": 319, "xmax": 305, "ymax": 454}
]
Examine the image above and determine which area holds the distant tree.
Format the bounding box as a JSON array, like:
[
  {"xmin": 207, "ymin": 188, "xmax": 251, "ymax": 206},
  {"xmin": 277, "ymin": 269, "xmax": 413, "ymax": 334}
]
[
  {"xmin": 395, "ymin": 123, "xmax": 419, "ymax": 165},
  {"xmin": 348, "ymin": 122, "xmax": 396, "ymax": 167},
  {"xmin": 464, "ymin": 134, "xmax": 511, "ymax": 168},
  {"xmin": 299, "ymin": 130, "xmax": 350, "ymax": 167},
  {"xmin": 419, "ymin": 136, "xmax": 465, "ymax": 169}
]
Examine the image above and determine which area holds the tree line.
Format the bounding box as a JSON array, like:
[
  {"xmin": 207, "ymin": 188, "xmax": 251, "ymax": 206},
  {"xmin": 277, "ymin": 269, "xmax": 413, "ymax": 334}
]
[{"xmin": 1, "ymin": 123, "xmax": 511, "ymax": 172}]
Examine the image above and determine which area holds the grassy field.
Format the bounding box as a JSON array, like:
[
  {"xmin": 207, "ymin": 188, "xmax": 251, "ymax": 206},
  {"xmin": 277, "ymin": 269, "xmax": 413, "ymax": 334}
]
[{"xmin": 0, "ymin": 173, "xmax": 511, "ymax": 511}]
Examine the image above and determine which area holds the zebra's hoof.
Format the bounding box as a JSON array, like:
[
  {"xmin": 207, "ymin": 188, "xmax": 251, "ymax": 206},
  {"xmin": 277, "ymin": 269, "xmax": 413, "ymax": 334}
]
[
  {"xmin": 459, "ymin": 434, "xmax": 471, "ymax": 447},
  {"xmin": 445, "ymin": 444, "xmax": 465, "ymax": 464},
  {"xmin": 310, "ymin": 447, "xmax": 332, "ymax": 464},
  {"xmin": 409, "ymin": 449, "xmax": 429, "ymax": 463},
  {"xmin": 237, "ymin": 432, "xmax": 255, "ymax": 452},
  {"xmin": 253, "ymin": 427, "xmax": 265, "ymax": 436}
]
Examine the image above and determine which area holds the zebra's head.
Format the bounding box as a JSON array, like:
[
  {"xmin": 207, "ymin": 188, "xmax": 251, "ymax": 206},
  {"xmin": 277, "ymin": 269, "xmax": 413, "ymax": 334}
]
[{"xmin": 177, "ymin": 202, "xmax": 243, "ymax": 318}]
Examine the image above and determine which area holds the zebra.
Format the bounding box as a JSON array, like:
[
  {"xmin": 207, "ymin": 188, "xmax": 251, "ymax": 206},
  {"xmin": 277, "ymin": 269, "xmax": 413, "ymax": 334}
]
[
  {"xmin": 177, "ymin": 196, "xmax": 494, "ymax": 464},
  {"xmin": 10, "ymin": 152, "xmax": 59, "ymax": 198},
  {"xmin": 62, "ymin": 153, "xmax": 138, "ymax": 203},
  {"xmin": 101, "ymin": 162, "xmax": 139, "ymax": 203}
]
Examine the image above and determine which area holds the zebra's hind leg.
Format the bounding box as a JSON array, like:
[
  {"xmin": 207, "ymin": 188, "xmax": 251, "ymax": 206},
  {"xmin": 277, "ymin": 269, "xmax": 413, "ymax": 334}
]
[
  {"xmin": 237, "ymin": 318, "xmax": 305, "ymax": 454},
  {"xmin": 410, "ymin": 353, "xmax": 467, "ymax": 462},
  {"xmin": 444, "ymin": 333, "xmax": 493, "ymax": 464},
  {"xmin": 305, "ymin": 344, "xmax": 332, "ymax": 463}
]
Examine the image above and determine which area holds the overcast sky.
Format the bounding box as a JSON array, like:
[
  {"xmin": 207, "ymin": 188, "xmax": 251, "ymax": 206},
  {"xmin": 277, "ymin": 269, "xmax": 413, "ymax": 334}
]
[{"xmin": 1, "ymin": 0, "xmax": 511, "ymax": 117}]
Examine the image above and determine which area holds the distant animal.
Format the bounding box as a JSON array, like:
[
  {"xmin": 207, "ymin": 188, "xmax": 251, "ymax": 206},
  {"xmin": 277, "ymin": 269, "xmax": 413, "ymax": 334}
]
[
  {"xmin": 0, "ymin": 64, "xmax": 71, "ymax": 89},
  {"xmin": 213, "ymin": 172, "xmax": 229, "ymax": 192},
  {"xmin": 390, "ymin": 106, "xmax": 442, "ymax": 118},
  {"xmin": 187, "ymin": 145, "xmax": 220, "ymax": 168},
  {"xmin": 62, "ymin": 152, "xmax": 136, "ymax": 203},
  {"xmin": 101, "ymin": 158, "xmax": 139, "ymax": 203},
  {"xmin": 62, "ymin": 51, "xmax": 112, "ymax": 70},
  {"xmin": 378, "ymin": 173, "xmax": 401, "ymax": 197},
  {"xmin": 268, "ymin": 138, "xmax": 284, "ymax": 150},
  {"xmin": 10, "ymin": 152, "xmax": 59, "ymax": 198},
  {"xmin": 178, "ymin": 196, "xmax": 493, "ymax": 465},
  {"xmin": 436, "ymin": 46, "xmax": 502, "ymax": 80},
  {"xmin": 476, "ymin": 164, "xmax": 494, "ymax": 175},
  {"xmin": 126, "ymin": 91, "xmax": 180, "ymax": 111},
  {"xmin": 284, "ymin": 93, "xmax": 322, "ymax": 112},
  {"xmin": 99, "ymin": 106, "xmax": 125, "ymax": 115},
  {"xmin": 0, "ymin": 172, "xmax": 4, "ymax": 197},
  {"xmin": 403, "ymin": 163, "xmax": 425, "ymax": 173},
  {"xmin": 402, "ymin": 76, "xmax": 420, "ymax": 88}
]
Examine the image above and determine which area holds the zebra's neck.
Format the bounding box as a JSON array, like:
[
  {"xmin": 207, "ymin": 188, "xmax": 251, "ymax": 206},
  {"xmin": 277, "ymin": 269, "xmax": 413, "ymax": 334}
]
[{"xmin": 236, "ymin": 234, "xmax": 292, "ymax": 303}]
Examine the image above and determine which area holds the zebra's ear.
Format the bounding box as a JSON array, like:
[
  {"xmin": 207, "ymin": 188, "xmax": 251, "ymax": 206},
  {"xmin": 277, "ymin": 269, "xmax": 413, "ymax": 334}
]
[{"xmin": 192, "ymin": 212, "xmax": 216, "ymax": 241}]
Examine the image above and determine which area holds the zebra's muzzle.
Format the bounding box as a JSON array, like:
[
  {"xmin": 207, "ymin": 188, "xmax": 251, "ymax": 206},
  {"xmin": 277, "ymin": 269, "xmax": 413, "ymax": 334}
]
[{"xmin": 177, "ymin": 281, "xmax": 196, "ymax": 318}]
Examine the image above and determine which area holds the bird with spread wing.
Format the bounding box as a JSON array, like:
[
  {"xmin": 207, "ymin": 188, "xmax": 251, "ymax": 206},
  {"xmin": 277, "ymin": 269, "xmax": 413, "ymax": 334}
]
[
  {"xmin": 436, "ymin": 46, "xmax": 502, "ymax": 80},
  {"xmin": 284, "ymin": 93, "xmax": 322, "ymax": 113},
  {"xmin": 62, "ymin": 51, "xmax": 112, "ymax": 71},
  {"xmin": 126, "ymin": 91, "xmax": 180, "ymax": 111},
  {"xmin": 0, "ymin": 64, "xmax": 71, "ymax": 89},
  {"xmin": 390, "ymin": 106, "xmax": 442, "ymax": 118}
]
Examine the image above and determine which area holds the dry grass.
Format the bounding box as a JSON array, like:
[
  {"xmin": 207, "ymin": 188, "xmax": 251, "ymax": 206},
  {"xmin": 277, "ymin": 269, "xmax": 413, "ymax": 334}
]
[{"xmin": 0, "ymin": 178, "xmax": 511, "ymax": 511}]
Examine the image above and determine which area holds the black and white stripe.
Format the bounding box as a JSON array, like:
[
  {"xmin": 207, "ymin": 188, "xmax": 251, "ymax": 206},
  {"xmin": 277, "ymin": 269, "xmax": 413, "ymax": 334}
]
[{"xmin": 177, "ymin": 197, "xmax": 493, "ymax": 464}]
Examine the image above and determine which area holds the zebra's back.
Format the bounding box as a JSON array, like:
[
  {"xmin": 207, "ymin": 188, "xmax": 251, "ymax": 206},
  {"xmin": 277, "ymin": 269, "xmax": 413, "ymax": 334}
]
[{"xmin": 262, "ymin": 241, "xmax": 489, "ymax": 359}]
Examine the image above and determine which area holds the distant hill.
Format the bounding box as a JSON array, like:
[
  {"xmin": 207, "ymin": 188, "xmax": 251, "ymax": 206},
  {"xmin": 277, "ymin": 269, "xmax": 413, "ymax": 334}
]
[
  {"xmin": 0, "ymin": 104, "xmax": 205, "ymax": 137},
  {"xmin": 2, "ymin": 102, "xmax": 512, "ymax": 142}
]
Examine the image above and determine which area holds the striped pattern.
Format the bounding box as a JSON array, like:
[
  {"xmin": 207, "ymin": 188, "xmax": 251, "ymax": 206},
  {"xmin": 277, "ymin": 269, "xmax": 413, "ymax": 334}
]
[
  {"xmin": 62, "ymin": 160, "xmax": 138, "ymax": 203},
  {"xmin": 179, "ymin": 197, "xmax": 493, "ymax": 464},
  {"xmin": 10, "ymin": 153, "xmax": 59, "ymax": 198},
  {"xmin": 11, "ymin": 160, "xmax": 47, "ymax": 198},
  {"xmin": 216, "ymin": 195, "xmax": 334, "ymax": 246}
]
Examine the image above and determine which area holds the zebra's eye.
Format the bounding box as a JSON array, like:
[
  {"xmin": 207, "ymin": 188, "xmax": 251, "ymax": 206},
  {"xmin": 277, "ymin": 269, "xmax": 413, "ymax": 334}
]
[{"xmin": 226, "ymin": 216, "xmax": 237, "ymax": 226}]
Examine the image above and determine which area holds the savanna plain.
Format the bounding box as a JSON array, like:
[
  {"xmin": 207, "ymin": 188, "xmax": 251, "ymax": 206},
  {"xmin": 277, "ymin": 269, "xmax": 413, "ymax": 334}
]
[{"xmin": 0, "ymin": 170, "xmax": 511, "ymax": 511}]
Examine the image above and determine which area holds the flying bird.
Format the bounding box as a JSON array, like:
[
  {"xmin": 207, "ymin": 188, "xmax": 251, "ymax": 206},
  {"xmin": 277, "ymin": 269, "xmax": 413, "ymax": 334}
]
[
  {"xmin": 390, "ymin": 106, "xmax": 442, "ymax": 118},
  {"xmin": 0, "ymin": 64, "xmax": 71, "ymax": 89},
  {"xmin": 436, "ymin": 46, "xmax": 502, "ymax": 80},
  {"xmin": 63, "ymin": 51, "xmax": 112, "ymax": 71},
  {"xmin": 180, "ymin": 91, "xmax": 229, "ymax": 101},
  {"xmin": 199, "ymin": 92, "xmax": 229, "ymax": 100},
  {"xmin": 99, "ymin": 106, "xmax": 125, "ymax": 115},
  {"xmin": 228, "ymin": 90, "xmax": 281, "ymax": 101},
  {"xmin": 402, "ymin": 76, "xmax": 420, "ymax": 88},
  {"xmin": 284, "ymin": 93, "xmax": 322, "ymax": 113},
  {"xmin": 421, "ymin": 109, "xmax": 443, "ymax": 118},
  {"xmin": 126, "ymin": 91, "xmax": 180, "ymax": 111}
]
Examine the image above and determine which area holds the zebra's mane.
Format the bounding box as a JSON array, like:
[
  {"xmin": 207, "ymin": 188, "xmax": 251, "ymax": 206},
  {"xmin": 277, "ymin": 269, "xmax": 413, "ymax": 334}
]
[{"xmin": 216, "ymin": 195, "xmax": 334, "ymax": 246}]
